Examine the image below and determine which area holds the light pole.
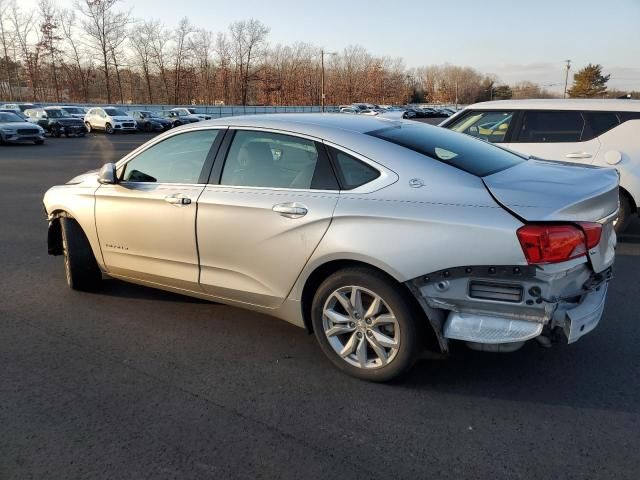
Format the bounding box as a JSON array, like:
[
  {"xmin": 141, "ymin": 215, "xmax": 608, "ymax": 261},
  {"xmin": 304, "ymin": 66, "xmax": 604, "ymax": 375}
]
[
  {"xmin": 321, "ymin": 49, "xmax": 337, "ymax": 112},
  {"xmin": 563, "ymin": 60, "xmax": 571, "ymax": 98}
]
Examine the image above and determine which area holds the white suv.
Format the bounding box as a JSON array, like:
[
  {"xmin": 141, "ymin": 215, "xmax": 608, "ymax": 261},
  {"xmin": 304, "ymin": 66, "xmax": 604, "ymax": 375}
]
[
  {"xmin": 84, "ymin": 107, "xmax": 137, "ymax": 134},
  {"xmin": 441, "ymin": 99, "xmax": 640, "ymax": 232}
]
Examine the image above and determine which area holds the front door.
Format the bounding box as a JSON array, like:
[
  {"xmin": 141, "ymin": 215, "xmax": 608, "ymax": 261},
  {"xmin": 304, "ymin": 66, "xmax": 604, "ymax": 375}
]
[
  {"xmin": 95, "ymin": 128, "xmax": 223, "ymax": 290},
  {"xmin": 197, "ymin": 129, "xmax": 340, "ymax": 307}
]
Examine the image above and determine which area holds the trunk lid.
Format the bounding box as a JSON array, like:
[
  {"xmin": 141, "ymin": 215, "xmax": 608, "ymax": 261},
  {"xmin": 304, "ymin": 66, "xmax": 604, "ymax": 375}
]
[
  {"xmin": 484, "ymin": 159, "xmax": 618, "ymax": 273},
  {"xmin": 483, "ymin": 159, "xmax": 619, "ymax": 222}
]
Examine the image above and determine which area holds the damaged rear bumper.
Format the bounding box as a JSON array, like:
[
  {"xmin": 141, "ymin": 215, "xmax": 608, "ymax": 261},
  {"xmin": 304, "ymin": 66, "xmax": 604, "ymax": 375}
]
[{"xmin": 406, "ymin": 261, "xmax": 612, "ymax": 353}]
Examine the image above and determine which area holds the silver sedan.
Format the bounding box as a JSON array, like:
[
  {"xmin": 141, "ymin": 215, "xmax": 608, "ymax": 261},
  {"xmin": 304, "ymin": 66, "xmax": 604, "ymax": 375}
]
[{"xmin": 43, "ymin": 114, "xmax": 618, "ymax": 381}]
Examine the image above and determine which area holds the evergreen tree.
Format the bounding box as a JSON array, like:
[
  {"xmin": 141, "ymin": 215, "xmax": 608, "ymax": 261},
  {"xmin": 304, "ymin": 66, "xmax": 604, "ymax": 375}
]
[{"xmin": 568, "ymin": 64, "xmax": 610, "ymax": 98}]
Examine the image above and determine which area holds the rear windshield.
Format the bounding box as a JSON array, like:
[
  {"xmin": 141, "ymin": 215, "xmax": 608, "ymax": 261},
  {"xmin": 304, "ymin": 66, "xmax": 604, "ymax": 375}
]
[{"xmin": 367, "ymin": 122, "xmax": 525, "ymax": 176}]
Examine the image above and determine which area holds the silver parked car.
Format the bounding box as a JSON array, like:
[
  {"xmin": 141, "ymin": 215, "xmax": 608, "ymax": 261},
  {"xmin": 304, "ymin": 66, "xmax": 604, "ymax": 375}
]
[
  {"xmin": 0, "ymin": 111, "xmax": 46, "ymax": 145},
  {"xmin": 43, "ymin": 114, "xmax": 618, "ymax": 381}
]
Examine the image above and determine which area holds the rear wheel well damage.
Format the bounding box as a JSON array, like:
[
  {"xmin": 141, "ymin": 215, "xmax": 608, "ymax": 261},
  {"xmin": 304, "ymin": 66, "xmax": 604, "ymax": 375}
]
[{"xmin": 300, "ymin": 259, "xmax": 443, "ymax": 353}]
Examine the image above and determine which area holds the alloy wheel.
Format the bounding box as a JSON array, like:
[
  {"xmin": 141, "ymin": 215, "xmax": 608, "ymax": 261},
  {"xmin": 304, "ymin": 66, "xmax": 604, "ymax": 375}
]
[{"xmin": 322, "ymin": 285, "xmax": 400, "ymax": 369}]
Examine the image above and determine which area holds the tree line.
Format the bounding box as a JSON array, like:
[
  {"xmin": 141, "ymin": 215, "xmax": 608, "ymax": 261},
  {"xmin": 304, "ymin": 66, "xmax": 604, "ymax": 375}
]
[{"xmin": 0, "ymin": 0, "xmax": 633, "ymax": 106}]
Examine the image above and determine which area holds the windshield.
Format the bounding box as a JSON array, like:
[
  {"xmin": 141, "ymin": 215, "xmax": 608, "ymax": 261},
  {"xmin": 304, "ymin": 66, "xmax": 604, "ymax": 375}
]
[
  {"xmin": 0, "ymin": 112, "xmax": 22, "ymax": 123},
  {"xmin": 367, "ymin": 122, "xmax": 525, "ymax": 177},
  {"xmin": 187, "ymin": 108, "xmax": 197, "ymax": 114},
  {"xmin": 104, "ymin": 108, "xmax": 127, "ymax": 116},
  {"xmin": 45, "ymin": 109, "xmax": 69, "ymax": 118}
]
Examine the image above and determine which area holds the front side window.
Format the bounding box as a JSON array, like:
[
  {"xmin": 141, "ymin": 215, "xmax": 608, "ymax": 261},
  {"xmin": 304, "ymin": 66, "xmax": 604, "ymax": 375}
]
[
  {"xmin": 122, "ymin": 130, "xmax": 220, "ymax": 184},
  {"xmin": 220, "ymin": 130, "xmax": 333, "ymax": 189},
  {"xmin": 447, "ymin": 110, "xmax": 514, "ymax": 143},
  {"xmin": 516, "ymin": 111, "xmax": 586, "ymax": 143}
]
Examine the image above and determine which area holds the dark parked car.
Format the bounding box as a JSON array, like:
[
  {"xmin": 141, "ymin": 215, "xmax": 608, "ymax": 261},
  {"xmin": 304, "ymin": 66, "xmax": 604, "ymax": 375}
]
[
  {"xmin": 25, "ymin": 107, "xmax": 86, "ymax": 137},
  {"xmin": 159, "ymin": 110, "xmax": 200, "ymax": 127},
  {"xmin": 131, "ymin": 111, "xmax": 172, "ymax": 132}
]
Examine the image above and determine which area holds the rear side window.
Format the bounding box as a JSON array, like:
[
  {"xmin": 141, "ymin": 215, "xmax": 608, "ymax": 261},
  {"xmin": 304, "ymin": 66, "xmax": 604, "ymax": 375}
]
[
  {"xmin": 586, "ymin": 112, "xmax": 619, "ymax": 136},
  {"xmin": 618, "ymin": 111, "xmax": 640, "ymax": 122},
  {"xmin": 367, "ymin": 123, "xmax": 525, "ymax": 177},
  {"xmin": 516, "ymin": 111, "xmax": 585, "ymax": 142},
  {"xmin": 327, "ymin": 148, "xmax": 380, "ymax": 189},
  {"xmin": 220, "ymin": 130, "xmax": 338, "ymax": 190}
]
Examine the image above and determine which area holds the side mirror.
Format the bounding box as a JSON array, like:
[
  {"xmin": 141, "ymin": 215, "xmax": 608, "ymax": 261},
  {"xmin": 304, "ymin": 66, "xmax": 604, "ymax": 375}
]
[{"xmin": 98, "ymin": 163, "xmax": 118, "ymax": 184}]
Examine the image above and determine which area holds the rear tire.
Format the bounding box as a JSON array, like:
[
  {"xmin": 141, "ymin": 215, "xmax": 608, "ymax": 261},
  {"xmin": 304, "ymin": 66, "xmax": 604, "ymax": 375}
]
[
  {"xmin": 311, "ymin": 267, "xmax": 421, "ymax": 382},
  {"xmin": 615, "ymin": 193, "xmax": 633, "ymax": 234},
  {"xmin": 60, "ymin": 217, "xmax": 102, "ymax": 291}
]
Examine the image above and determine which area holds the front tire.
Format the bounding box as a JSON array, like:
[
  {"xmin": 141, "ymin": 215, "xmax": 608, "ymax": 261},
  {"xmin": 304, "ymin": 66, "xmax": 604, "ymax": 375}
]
[
  {"xmin": 60, "ymin": 217, "xmax": 102, "ymax": 291},
  {"xmin": 34, "ymin": 139, "xmax": 44, "ymax": 145},
  {"xmin": 311, "ymin": 267, "xmax": 420, "ymax": 382},
  {"xmin": 105, "ymin": 123, "xmax": 114, "ymax": 134},
  {"xmin": 85, "ymin": 122, "xmax": 92, "ymax": 133}
]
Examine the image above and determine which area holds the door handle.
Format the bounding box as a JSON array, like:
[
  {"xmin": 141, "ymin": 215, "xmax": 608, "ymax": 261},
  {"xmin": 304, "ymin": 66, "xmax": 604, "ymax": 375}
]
[
  {"xmin": 164, "ymin": 194, "xmax": 192, "ymax": 206},
  {"xmin": 272, "ymin": 202, "xmax": 308, "ymax": 219},
  {"xmin": 565, "ymin": 152, "xmax": 592, "ymax": 159}
]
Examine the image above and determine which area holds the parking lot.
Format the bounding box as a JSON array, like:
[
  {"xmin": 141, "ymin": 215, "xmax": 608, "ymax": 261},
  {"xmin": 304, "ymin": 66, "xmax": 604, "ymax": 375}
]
[{"xmin": 1, "ymin": 133, "xmax": 639, "ymax": 479}]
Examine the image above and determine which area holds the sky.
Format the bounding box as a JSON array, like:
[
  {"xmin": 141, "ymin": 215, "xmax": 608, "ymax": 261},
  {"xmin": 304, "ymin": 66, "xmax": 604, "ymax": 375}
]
[{"xmin": 24, "ymin": 0, "xmax": 640, "ymax": 93}]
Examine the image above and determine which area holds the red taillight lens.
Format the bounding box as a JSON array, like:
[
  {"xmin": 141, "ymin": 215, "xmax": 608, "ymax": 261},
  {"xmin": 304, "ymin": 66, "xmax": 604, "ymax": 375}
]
[
  {"xmin": 517, "ymin": 224, "xmax": 587, "ymax": 264},
  {"xmin": 577, "ymin": 222, "xmax": 602, "ymax": 249}
]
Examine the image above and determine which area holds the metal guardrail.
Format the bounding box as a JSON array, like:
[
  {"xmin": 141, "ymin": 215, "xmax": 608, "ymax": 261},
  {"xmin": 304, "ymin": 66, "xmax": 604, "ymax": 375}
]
[{"xmin": 0, "ymin": 102, "xmax": 341, "ymax": 117}]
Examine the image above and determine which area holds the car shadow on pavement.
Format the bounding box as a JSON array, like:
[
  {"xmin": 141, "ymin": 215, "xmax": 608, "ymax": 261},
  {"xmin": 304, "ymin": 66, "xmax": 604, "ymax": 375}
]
[{"xmin": 98, "ymin": 278, "xmax": 211, "ymax": 304}]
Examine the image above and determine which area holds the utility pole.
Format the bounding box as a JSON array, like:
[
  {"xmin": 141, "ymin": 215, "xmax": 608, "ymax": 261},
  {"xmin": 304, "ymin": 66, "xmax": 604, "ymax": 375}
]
[
  {"xmin": 320, "ymin": 49, "xmax": 337, "ymax": 112},
  {"xmin": 563, "ymin": 60, "xmax": 571, "ymax": 98}
]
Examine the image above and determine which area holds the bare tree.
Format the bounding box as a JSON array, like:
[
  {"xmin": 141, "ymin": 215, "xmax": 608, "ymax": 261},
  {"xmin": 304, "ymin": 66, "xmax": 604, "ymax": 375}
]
[
  {"xmin": 77, "ymin": 0, "xmax": 129, "ymax": 103},
  {"xmin": 129, "ymin": 20, "xmax": 157, "ymax": 103},
  {"xmin": 148, "ymin": 21, "xmax": 170, "ymax": 103},
  {"xmin": 189, "ymin": 28, "xmax": 215, "ymax": 104},
  {"xmin": 37, "ymin": 0, "xmax": 62, "ymax": 102},
  {"xmin": 229, "ymin": 19, "xmax": 269, "ymax": 104},
  {"xmin": 171, "ymin": 17, "xmax": 193, "ymax": 104},
  {"xmin": 0, "ymin": 0, "xmax": 17, "ymax": 99},
  {"xmin": 9, "ymin": 3, "xmax": 42, "ymax": 100},
  {"xmin": 60, "ymin": 9, "xmax": 92, "ymax": 102}
]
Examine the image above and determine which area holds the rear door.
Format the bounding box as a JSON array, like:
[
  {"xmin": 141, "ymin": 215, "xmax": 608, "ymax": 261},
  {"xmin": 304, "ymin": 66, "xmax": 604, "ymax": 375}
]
[
  {"xmin": 197, "ymin": 129, "xmax": 340, "ymax": 307},
  {"xmin": 506, "ymin": 110, "xmax": 600, "ymax": 163}
]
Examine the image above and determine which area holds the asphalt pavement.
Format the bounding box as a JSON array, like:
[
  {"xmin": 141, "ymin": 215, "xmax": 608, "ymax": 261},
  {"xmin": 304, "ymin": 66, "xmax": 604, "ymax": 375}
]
[{"xmin": 1, "ymin": 132, "xmax": 639, "ymax": 480}]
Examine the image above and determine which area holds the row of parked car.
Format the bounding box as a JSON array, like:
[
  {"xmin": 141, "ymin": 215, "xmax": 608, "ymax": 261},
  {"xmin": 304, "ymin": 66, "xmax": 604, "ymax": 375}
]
[
  {"xmin": 0, "ymin": 103, "xmax": 214, "ymax": 144},
  {"xmin": 338, "ymin": 103, "xmax": 456, "ymax": 118}
]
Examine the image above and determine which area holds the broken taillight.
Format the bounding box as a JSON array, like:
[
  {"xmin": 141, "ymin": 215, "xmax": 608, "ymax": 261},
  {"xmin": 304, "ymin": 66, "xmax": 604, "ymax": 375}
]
[{"xmin": 516, "ymin": 223, "xmax": 601, "ymax": 265}]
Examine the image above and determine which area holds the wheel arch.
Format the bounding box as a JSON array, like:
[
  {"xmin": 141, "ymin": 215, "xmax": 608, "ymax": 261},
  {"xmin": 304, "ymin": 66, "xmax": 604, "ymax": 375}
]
[
  {"xmin": 620, "ymin": 186, "xmax": 637, "ymax": 214},
  {"xmin": 299, "ymin": 258, "xmax": 442, "ymax": 352}
]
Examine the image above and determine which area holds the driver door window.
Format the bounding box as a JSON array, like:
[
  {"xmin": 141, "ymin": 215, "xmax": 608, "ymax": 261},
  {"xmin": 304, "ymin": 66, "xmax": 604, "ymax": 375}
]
[
  {"xmin": 123, "ymin": 130, "xmax": 220, "ymax": 184},
  {"xmin": 448, "ymin": 111, "xmax": 514, "ymax": 143}
]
